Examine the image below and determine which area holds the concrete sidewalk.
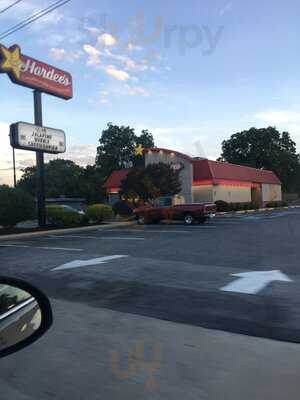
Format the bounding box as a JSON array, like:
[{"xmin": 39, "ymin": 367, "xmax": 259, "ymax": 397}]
[{"xmin": 217, "ymin": 205, "xmax": 300, "ymax": 216}]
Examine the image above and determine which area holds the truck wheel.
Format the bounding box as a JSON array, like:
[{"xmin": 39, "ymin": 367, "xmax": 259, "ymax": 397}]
[
  {"xmin": 137, "ymin": 215, "xmax": 145, "ymax": 224},
  {"xmin": 184, "ymin": 214, "xmax": 194, "ymax": 225}
]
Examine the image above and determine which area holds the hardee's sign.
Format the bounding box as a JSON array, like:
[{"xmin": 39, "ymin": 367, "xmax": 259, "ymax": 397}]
[{"xmin": 0, "ymin": 44, "xmax": 73, "ymax": 100}]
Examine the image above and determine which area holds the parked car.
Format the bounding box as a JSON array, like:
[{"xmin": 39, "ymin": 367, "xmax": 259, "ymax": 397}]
[{"xmin": 133, "ymin": 203, "xmax": 216, "ymax": 225}]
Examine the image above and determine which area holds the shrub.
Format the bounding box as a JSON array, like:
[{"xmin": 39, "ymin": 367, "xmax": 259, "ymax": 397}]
[
  {"xmin": 112, "ymin": 200, "xmax": 134, "ymax": 217},
  {"xmin": 266, "ymin": 200, "xmax": 288, "ymax": 208},
  {"xmin": 228, "ymin": 203, "xmax": 235, "ymax": 211},
  {"xmin": 243, "ymin": 202, "xmax": 251, "ymax": 210},
  {"xmin": 0, "ymin": 186, "xmax": 35, "ymax": 227},
  {"xmin": 46, "ymin": 205, "xmax": 82, "ymax": 227},
  {"xmin": 86, "ymin": 204, "xmax": 114, "ymax": 223},
  {"xmin": 232, "ymin": 203, "xmax": 243, "ymax": 211},
  {"xmin": 250, "ymin": 202, "xmax": 260, "ymax": 210},
  {"xmin": 215, "ymin": 200, "xmax": 229, "ymax": 212}
]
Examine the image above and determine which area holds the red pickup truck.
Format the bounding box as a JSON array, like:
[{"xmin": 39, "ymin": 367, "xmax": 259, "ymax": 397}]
[{"xmin": 133, "ymin": 203, "xmax": 216, "ymax": 225}]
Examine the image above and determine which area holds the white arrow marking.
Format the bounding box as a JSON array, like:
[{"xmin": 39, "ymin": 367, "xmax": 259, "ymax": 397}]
[
  {"xmin": 221, "ymin": 270, "xmax": 292, "ymax": 294},
  {"xmin": 52, "ymin": 255, "xmax": 128, "ymax": 271}
]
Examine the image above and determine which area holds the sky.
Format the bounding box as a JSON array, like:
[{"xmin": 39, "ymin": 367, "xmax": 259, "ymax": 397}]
[{"xmin": 1, "ymin": 0, "xmax": 300, "ymax": 185}]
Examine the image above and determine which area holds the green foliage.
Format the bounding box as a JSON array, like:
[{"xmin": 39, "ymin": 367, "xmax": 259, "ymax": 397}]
[
  {"xmin": 80, "ymin": 165, "xmax": 106, "ymax": 204},
  {"xmin": 134, "ymin": 129, "xmax": 155, "ymax": 167},
  {"xmin": 243, "ymin": 202, "xmax": 252, "ymax": 210},
  {"xmin": 219, "ymin": 127, "xmax": 300, "ymax": 192},
  {"xmin": 112, "ymin": 200, "xmax": 134, "ymax": 217},
  {"xmin": 0, "ymin": 185, "xmax": 35, "ymax": 227},
  {"xmin": 215, "ymin": 200, "xmax": 229, "ymax": 212},
  {"xmin": 121, "ymin": 163, "xmax": 181, "ymax": 202},
  {"xmin": 251, "ymin": 202, "xmax": 260, "ymax": 210},
  {"xmin": 18, "ymin": 159, "xmax": 84, "ymax": 198},
  {"xmin": 215, "ymin": 200, "xmax": 260, "ymax": 212},
  {"xmin": 266, "ymin": 200, "xmax": 288, "ymax": 208},
  {"xmin": 46, "ymin": 205, "xmax": 82, "ymax": 227},
  {"xmin": 17, "ymin": 159, "xmax": 105, "ymax": 204},
  {"xmin": 86, "ymin": 204, "xmax": 114, "ymax": 223},
  {"xmin": 95, "ymin": 123, "xmax": 155, "ymax": 178}
]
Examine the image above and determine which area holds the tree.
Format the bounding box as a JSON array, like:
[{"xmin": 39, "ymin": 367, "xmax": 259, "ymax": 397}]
[
  {"xmin": 79, "ymin": 165, "xmax": 106, "ymax": 204},
  {"xmin": 17, "ymin": 159, "xmax": 106, "ymax": 203},
  {"xmin": 219, "ymin": 127, "xmax": 300, "ymax": 192},
  {"xmin": 121, "ymin": 163, "xmax": 181, "ymax": 203},
  {"xmin": 18, "ymin": 159, "xmax": 84, "ymax": 198},
  {"xmin": 95, "ymin": 123, "xmax": 155, "ymax": 178},
  {"xmin": 0, "ymin": 185, "xmax": 35, "ymax": 227}
]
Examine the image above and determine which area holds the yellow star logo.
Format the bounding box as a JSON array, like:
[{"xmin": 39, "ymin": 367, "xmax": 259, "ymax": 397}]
[
  {"xmin": 0, "ymin": 45, "xmax": 23, "ymax": 79},
  {"xmin": 135, "ymin": 144, "xmax": 144, "ymax": 156}
]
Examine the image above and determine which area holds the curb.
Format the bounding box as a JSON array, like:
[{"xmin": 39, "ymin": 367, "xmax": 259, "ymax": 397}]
[
  {"xmin": 216, "ymin": 205, "xmax": 300, "ymax": 217},
  {"xmin": 0, "ymin": 221, "xmax": 136, "ymax": 242}
]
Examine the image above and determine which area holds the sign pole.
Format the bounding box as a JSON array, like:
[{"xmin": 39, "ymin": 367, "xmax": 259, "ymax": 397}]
[
  {"xmin": 33, "ymin": 90, "xmax": 46, "ymax": 227},
  {"xmin": 12, "ymin": 147, "xmax": 17, "ymax": 187}
]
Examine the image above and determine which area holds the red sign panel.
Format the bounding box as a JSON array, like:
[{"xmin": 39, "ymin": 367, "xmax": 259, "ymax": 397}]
[{"xmin": 0, "ymin": 44, "xmax": 73, "ymax": 100}]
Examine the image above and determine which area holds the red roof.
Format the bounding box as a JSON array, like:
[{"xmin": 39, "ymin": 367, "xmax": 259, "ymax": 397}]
[
  {"xmin": 103, "ymin": 156, "xmax": 281, "ymax": 192},
  {"xmin": 103, "ymin": 169, "xmax": 130, "ymax": 190},
  {"xmin": 193, "ymin": 159, "xmax": 281, "ymax": 185}
]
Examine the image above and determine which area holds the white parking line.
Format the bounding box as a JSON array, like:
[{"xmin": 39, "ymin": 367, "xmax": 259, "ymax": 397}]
[
  {"xmin": 49, "ymin": 235, "xmax": 144, "ymax": 240},
  {"xmin": 105, "ymin": 229, "xmax": 191, "ymax": 234},
  {"xmin": 101, "ymin": 237, "xmax": 145, "ymax": 240},
  {"xmin": 180, "ymin": 225, "xmax": 217, "ymax": 229},
  {"xmin": 0, "ymin": 244, "xmax": 83, "ymax": 251},
  {"xmin": 213, "ymin": 221, "xmax": 243, "ymax": 225}
]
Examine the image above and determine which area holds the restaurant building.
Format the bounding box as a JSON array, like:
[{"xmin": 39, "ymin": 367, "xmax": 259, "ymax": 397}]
[{"xmin": 104, "ymin": 148, "xmax": 282, "ymax": 206}]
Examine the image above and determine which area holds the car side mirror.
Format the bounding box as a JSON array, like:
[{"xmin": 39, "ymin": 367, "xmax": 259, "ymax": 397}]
[{"xmin": 0, "ymin": 276, "xmax": 53, "ymax": 358}]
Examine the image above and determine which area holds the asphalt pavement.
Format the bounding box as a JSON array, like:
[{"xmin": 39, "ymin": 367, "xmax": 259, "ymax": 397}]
[{"xmin": 1, "ymin": 209, "xmax": 300, "ymax": 399}]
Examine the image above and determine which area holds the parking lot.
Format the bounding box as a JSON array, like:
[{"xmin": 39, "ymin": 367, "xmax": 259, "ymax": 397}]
[{"xmin": 1, "ymin": 208, "xmax": 300, "ymax": 399}]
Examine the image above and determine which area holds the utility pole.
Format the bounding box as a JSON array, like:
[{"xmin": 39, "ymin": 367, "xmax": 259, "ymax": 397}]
[{"xmin": 34, "ymin": 90, "xmax": 46, "ymax": 227}]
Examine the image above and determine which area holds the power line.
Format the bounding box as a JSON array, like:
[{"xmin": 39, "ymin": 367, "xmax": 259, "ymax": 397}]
[
  {"xmin": 0, "ymin": 0, "xmax": 71, "ymax": 40},
  {"xmin": 0, "ymin": 0, "xmax": 71, "ymax": 38},
  {"xmin": 0, "ymin": 0, "xmax": 25, "ymax": 15}
]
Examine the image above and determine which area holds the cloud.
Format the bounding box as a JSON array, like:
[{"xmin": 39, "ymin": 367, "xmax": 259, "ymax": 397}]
[
  {"xmin": 99, "ymin": 90, "xmax": 111, "ymax": 105},
  {"xmin": 105, "ymin": 65, "xmax": 130, "ymax": 81},
  {"xmin": 50, "ymin": 47, "xmax": 83, "ymax": 62},
  {"xmin": 254, "ymin": 110, "xmax": 300, "ymax": 124},
  {"xmin": 83, "ymin": 44, "xmax": 101, "ymax": 67},
  {"xmin": 86, "ymin": 26, "xmax": 101, "ymax": 35},
  {"xmin": 98, "ymin": 33, "xmax": 117, "ymax": 47},
  {"xmin": 49, "ymin": 47, "xmax": 66, "ymax": 60},
  {"xmin": 102, "ymin": 50, "xmax": 148, "ymax": 72},
  {"xmin": 125, "ymin": 85, "xmax": 150, "ymax": 97},
  {"xmin": 136, "ymin": 125, "xmax": 217, "ymax": 159},
  {"xmin": 48, "ymin": 144, "xmax": 96, "ymax": 166},
  {"xmin": 127, "ymin": 43, "xmax": 144, "ymax": 52}
]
